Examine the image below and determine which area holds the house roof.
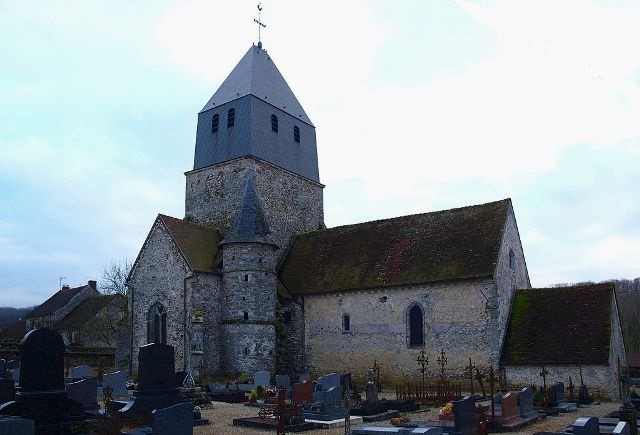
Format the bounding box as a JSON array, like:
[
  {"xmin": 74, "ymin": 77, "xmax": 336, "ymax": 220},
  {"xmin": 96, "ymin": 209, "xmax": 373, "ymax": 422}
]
[
  {"xmin": 55, "ymin": 294, "xmax": 122, "ymax": 330},
  {"xmin": 501, "ymin": 283, "xmax": 615, "ymax": 365},
  {"xmin": 221, "ymin": 176, "xmax": 276, "ymax": 246},
  {"xmin": 26, "ymin": 284, "xmax": 88, "ymax": 319},
  {"xmin": 159, "ymin": 214, "xmax": 223, "ymax": 273},
  {"xmin": 199, "ymin": 45, "xmax": 313, "ymax": 126},
  {"xmin": 280, "ymin": 199, "xmax": 510, "ymax": 295}
]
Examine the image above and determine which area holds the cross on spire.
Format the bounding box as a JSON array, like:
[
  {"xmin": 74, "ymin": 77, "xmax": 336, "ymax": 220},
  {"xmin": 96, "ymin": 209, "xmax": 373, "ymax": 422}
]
[{"xmin": 254, "ymin": 3, "xmax": 267, "ymax": 48}]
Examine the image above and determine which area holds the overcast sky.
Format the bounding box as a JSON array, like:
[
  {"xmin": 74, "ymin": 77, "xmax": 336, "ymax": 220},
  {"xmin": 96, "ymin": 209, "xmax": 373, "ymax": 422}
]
[{"xmin": 1, "ymin": 0, "xmax": 639, "ymax": 307}]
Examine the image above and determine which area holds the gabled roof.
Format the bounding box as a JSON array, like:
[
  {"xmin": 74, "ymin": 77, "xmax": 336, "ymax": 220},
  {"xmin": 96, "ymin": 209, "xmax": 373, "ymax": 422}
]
[
  {"xmin": 199, "ymin": 45, "xmax": 313, "ymax": 126},
  {"xmin": 26, "ymin": 284, "xmax": 90, "ymax": 319},
  {"xmin": 280, "ymin": 199, "xmax": 510, "ymax": 295},
  {"xmin": 159, "ymin": 215, "xmax": 223, "ymax": 273},
  {"xmin": 221, "ymin": 177, "xmax": 276, "ymax": 246},
  {"xmin": 501, "ymin": 283, "xmax": 615, "ymax": 365},
  {"xmin": 56, "ymin": 294, "xmax": 122, "ymax": 330}
]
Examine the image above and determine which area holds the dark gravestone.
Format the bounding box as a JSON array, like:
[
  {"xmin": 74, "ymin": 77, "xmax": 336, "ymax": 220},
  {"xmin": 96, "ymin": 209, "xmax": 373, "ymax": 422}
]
[
  {"xmin": 303, "ymin": 373, "xmax": 345, "ymax": 421},
  {"xmin": 0, "ymin": 378, "xmax": 16, "ymax": 403},
  {"xmin": 573, "ymin": 416, "xmax": 599, "ymax": 435},
  {"xmin": 103, "ymin": 371, "xmax": 128, "ymax": 396},
  {"xmin": 0, "ymin": 328, "xmax": 85, "ymax": 433},
  {"xmin": 151, "ymin": 402, "xmax": 194, "ymax": 435},
  {"xmin": 517, "ymin": 387, "xmax": 535, "ymax": 417},
  {"xmin": 5, "ymin": 360, "xmax": 20, "ymax": 370},
  {"xmin": 66, "ymin": 379, "xmax": 99, "ymax": 411},
  {"xmin": 453, "ymin": 396, "xmax": 476, "ymax": 435},
  {"xmin": 71, "ymin": 364, "xmax": 92, "ymax": 379},
  {"xmin": 119, "ymin": 343, "xmax": 184, "ymax": 423},
  {"xmin": 275, "ymin": 374, "xmax": 291, "ymax": 397},
  {"xmin": 551, "ymin": 382, "xmax": 564, "ymax": 405},
  {"xmin": 613, "ymin": 422, "xmax": 631, "ymax": 435}
]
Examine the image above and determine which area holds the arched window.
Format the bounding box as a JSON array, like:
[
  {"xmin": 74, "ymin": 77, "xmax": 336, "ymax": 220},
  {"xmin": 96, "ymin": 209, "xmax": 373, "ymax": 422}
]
[
  {"xmin": 211, "ymin": 114, "xmax": 219, "ymax": 133},
  {"xmin": 147, "ymin": 303, "xmax": 167, "ymax": 344},
  {"xmin": 271, "ymin": 114, "xmax": 279, "ymax": 132},
  {"xmin": 407, "ymin": 303, "xmax": 424, "ymax": 347},
  {"xmin": 227, "ymin": 108, "xmax": 235, "ymax": 128},
  {"xmin": 293, "ymin": 126, "xmax": 300, "ymax": 143},
  {"xmin": 509, "ymin": 249, "xmax": 515, "ymax": 270}
]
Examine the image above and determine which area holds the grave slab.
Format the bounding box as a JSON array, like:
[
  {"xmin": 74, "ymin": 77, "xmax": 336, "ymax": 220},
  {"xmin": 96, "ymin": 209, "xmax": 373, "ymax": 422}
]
[{"xmin": 305, "ymin": 415, "xmax": 363, "ymax": 428}]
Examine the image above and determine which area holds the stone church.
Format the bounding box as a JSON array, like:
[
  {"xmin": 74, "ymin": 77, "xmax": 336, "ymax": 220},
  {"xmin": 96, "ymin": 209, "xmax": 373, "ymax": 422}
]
[{"xmin": 126, "ymin": 44, "xmax": 626, "ymax": 396}]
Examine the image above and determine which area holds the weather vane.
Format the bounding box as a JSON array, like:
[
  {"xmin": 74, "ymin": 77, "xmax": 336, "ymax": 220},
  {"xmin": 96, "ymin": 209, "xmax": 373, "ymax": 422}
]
[{"xmin": 254, "ymin": 3, "xmax": 266, "ymax": 48}]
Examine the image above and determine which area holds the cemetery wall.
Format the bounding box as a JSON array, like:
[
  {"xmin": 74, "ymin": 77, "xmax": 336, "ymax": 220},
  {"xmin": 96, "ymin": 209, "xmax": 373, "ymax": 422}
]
[
  {"xmin": 491, "ymin": 206, "xmax": 531, "ymax": 364},
  {"xmin": 127, "ymin": 219, "xmax": 191, "ymax": 375},
  {"xmin": 303, "ymin": 278, "xmax": 498, "ymax": 383},
  {"xmin": 502, "ymin": 364, "xmax": 616, "ymax": 399},
  {"xmin": 184, "ymin": 156, "xmax": 324, "ymax": 260}
]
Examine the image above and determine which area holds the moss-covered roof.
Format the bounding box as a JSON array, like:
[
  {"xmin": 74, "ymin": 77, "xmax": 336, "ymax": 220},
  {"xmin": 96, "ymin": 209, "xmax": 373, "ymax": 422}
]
[
  {"xmin": 55, "ymin": 294, "xmax": 122, "ymax": 330},
  {"xmin": 280, "ymin": 199, "xmax": 510, "ymax": 295},
  {"xmin": 501, "ymin": 283, "xmax": 614, "ymax": 365},
  {"xmin": 159, "ymin": 214, "xmax": 223, "ymax": 273}
]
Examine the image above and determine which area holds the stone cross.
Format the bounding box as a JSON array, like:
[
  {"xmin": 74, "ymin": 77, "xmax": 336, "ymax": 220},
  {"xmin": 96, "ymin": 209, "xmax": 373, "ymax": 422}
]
[
  {"xmin": 417, "ymin": 349, "xmax": 429, "ymax": 388},
  {"xmin": 437, "ymin": 349, "xmax": 448, "ymax": 381},
  {"xmin": 539, "ymin": 366, "xmax": 549, "ymax": 408},
  {"xmin": 466, "ymin": 358, "xmax": 475, "ymax": 396}
]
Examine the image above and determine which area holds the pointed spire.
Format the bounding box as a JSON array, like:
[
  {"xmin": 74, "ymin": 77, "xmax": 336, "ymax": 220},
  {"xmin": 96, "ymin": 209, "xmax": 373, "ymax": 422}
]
[{"xmin": 221, "ymin": 176, "xmax": 277, "ymax": 247}]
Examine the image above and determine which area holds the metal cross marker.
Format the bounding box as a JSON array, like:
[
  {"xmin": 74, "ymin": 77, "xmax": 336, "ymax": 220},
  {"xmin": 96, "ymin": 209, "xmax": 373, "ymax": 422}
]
[
  {"xmin": 466, "ymin": 358, "xmax": 476, "ymax": 396},
  {"xmin": 417, "ymin": 349, "xmax": 429, "ymax": 388},
  {"xmin": 254, "ymin": 3, "xmax": 267, "ymax": 48},
  {"xmin": 437, "ymin": 349, "xmax": 448, "ymax": 380},
  {"xmin": 539, "ymin": 366, "xmax": 549, "ymax": 408},
  {"xmin": 372, "ymin": 359, "xmax": 381, "ymax": 392}
]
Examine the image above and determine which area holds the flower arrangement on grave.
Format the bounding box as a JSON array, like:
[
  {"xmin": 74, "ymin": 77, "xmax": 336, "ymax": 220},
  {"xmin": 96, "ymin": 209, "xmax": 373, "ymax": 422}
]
[
  {"xmin": 439, "ymin": 402, "xmax": 453, "ymax": 416},
  {"xmin": 266, "ymin": 386, "xmax": 278, "ymax": 397}
]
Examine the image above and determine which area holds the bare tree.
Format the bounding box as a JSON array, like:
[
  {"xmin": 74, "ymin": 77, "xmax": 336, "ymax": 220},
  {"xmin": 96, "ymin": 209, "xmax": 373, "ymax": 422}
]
[{"xmin": 101, "ymin": 259, "xmax": 133, "ymax": 296}]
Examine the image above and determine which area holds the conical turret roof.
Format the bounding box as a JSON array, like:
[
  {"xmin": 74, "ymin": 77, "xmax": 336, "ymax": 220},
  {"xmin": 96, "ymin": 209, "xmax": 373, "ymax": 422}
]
[{"xmin": 200, "ymin": 45, "xmax": 313, "ymax": 126}]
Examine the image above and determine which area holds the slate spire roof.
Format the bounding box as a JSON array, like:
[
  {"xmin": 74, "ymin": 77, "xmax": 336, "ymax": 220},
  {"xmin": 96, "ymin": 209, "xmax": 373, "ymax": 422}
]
[
  {"xmin": 199, "ymin": 45, "xmax": 313, "ymax": 126},
  {"xmin": 221, "ymin": 176, "xmax": 277, "ymax": 247}
]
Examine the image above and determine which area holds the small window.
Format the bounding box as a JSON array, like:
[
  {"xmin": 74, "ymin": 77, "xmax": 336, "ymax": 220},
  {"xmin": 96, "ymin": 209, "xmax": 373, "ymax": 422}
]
[
  {"xmin": 271, "ymin": 114, "xmax": 279, "ymax": 132},
  {"xmin": 244, "ymin": 274, "xmax": 249, "ymax": 282},
  {"xmin": 294, "ymin": 126, "xmax": 300, "ymax": 143},
  {"xmin": 342, "ymin": 314, "xmax": 351, "ymax": 332},
  {"xmin": 243, "ymin": 311, "xmax": 249, "ymax": 320},
  {"xmin": 509, "ymin": 249, "xmax": 515, "ymax": 270},
  {"xmin": 212, "ymin": 114, "xmax": 219, "ymax": 133},
  {"xmin": 283, "ymin": 311, "xmax": 292, "ymax": 324},
  {"xmin": 227, "ymin": 108, "xmax": 235, "ymax": 128}
]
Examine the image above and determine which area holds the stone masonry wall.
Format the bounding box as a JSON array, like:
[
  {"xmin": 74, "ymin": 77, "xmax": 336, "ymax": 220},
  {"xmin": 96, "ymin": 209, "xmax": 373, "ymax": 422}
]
[
  {"xmin": 278, "ymin": 298, "xmax": 305, "ymax": 374},
  {"xmin": 503, "ymin": 364, "xmax": 616, "ymax": 400},
  {"xmin": 609, "ymin": 293, "xmax": 628, "ymax": 399},
  {"xmin": 221, "ymin": 243, "xmax": 278, "ymax": 375},
  {"xmin": 303, "ymin": 279, "xmax": 497, "ymax": 383},
  {"xmin": 491, "ymin": 204, "xmax": 531, "ymax": 365},
  {"xmin": 127, "ymin": 218, "xmax": 191, "ymax": 375},
  {"xmin": 184, "ymin": 156, "xmax": 324, "ymax": 260}
]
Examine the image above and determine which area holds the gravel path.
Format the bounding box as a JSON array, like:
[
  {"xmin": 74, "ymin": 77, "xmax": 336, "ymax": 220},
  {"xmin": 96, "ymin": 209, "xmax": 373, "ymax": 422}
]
[{"xmin": 194, "ymin": 395, "xmax": 621, "ymax": 435}]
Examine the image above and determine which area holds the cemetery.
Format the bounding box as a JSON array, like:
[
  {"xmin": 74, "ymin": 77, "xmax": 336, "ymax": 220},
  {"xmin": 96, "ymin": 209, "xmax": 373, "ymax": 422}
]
[{"xmin": 0, "ymin": 327, "xmax": 636, "ymax": 435}]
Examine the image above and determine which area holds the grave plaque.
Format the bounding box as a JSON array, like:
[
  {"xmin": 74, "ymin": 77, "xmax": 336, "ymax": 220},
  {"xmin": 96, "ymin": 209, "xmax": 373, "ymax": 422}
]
[
  {"xmin": 71, "ymin": 364, "xmax": 92, "ymax": 379},
  {"xmin": 151, "ymin": 402, "xmax": 194, "ymax": 435},
  {"xmin": 254, "ymin": 370, "xmax": 270, "ymax": 387},
  {"xmin": 293, "ymin": 381, "xmax": 313, "ymax": 405},
  {"xmin": 453, "ymin": 396, "xmax": 475, "ymax": 434},
  {"xmin": 573, "ymin": 416, "xmax": 599, "ymax": 435},
  {"xmin": 500, "ymin": 392, "xmax": 518, "ymax": 420},
  {"xmin": 67, "ymin": 379, "xmax": 99, "ymax": 411},
  {"xmin": 275, "ymin": 374, "xmax": 291, "ymax": 390},
  {"xmin": 551, "ymin": 382, "xmax": 564, "ymax": 405}
]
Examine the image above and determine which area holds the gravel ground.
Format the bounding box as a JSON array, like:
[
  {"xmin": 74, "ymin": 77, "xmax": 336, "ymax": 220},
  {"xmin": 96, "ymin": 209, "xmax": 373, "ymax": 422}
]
[{"xmin": 194, "ymin": 392, "xmax": 622, "ymax": 435}]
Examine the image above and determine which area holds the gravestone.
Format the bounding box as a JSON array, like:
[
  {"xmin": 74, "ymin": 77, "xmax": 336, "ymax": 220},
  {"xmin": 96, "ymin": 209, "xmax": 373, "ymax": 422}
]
[
  {"xmin": 364, "ymin": 368, "xmax": 379, "ymax": 406},
  {"xmin": 0, "ymin": 378, "xmax": 15, "ymax": 403},
  {"xmin": 500, "ymin": 392, "xmax": 518, "ymax": 420},
  {"xmin": 613, "ymin": 421, "xmax": 631, "ymax": 435},
  {"xmin": 0, "ymin": 416, "xmax": 35, "ymax": 434},
  {"xmin": 118, "ymin": 343, "xmax": 184, "ymax": 423},
  {"xmin": 303, "ymin": 373, "xmax": 345, "ymax": 421},
  {"xmin": 293, "ymin": 381, "xmax": 313, "ymax": 405},
  {"xmin": 151, "ymin": 402, "xmax": 194, "ymax": 435},
  {"xmin": 551, "ymin": 382, "xmax": 564, "ymax": 405},
  {"xmin": 573, "ymin": 416, "xmax": 599, "ymax": 435},
  {"xmin": 317, "ymin": 373, "xmax": 341, "ymax": 390},
  {"xmin": 0, "ymin": 328, "xmax": 85, "ymax": 432},
  {"xmin": 71, "ymin": 364, "xmax": 92, "ymax": 379},
  {"xmin": 66, "ymin": 379, "xmax": 99, "ymax": 411},
  {"xmin": 517, "ymin": 387, "xmax": 535, "ymax": 417},
  {"xmin": 254, "ymin": 370, "xmax": 270, "ymax": 387},
  {"xmin": 275, "ymin": 374, "xmax": 291, "ymax": 397},
  {"xmin": 103, "ymin": 370, "xmax": 128, "ymax": 396},
  {"xmin": 452, "ymin": 396, "xmax": 476, "ymax": 435}
]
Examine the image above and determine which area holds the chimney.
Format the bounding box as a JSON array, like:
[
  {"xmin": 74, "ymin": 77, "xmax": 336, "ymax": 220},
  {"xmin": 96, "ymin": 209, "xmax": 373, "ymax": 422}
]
[
  {"xmin": 88, "ymin": 280, "xmax": 97, "ymax": 291},
  {"xmin": 62, "ymin": 284, "xmax": 70, "ymax": 290}
]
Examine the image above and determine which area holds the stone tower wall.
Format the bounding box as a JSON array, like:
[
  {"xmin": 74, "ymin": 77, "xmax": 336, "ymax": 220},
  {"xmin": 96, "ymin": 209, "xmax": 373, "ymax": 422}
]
[
  {"xmin": 220, "ymin": 243, "xmax": 278, "ymax": 374},
  {"xmin": 185, "ymin": 156, "xmax": 324, "ymax": 259}
]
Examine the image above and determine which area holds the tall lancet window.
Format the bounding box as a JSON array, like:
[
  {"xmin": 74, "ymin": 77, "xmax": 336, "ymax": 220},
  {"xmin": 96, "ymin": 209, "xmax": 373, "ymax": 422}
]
[
  {"xmin": 294, "ymin": 126, "xmax": 300, "ymax": 143},
  {"xmin": 212, "ymin": 114, "xmax": 219, "ymax": 133},
  {"xmin": 407, "ymin": 303, "xmax": 424, "ymax": 347},
  {"xmin": 227, "ymin": 108, "xmax": 235, "ymax": 128},
  {"xmin": 147, "ymin": 303, "xmax": 167, "ymax": 344},
  {"xmin": 271, "ymin": 114, "xmax": 279, "ymax": 132}
]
